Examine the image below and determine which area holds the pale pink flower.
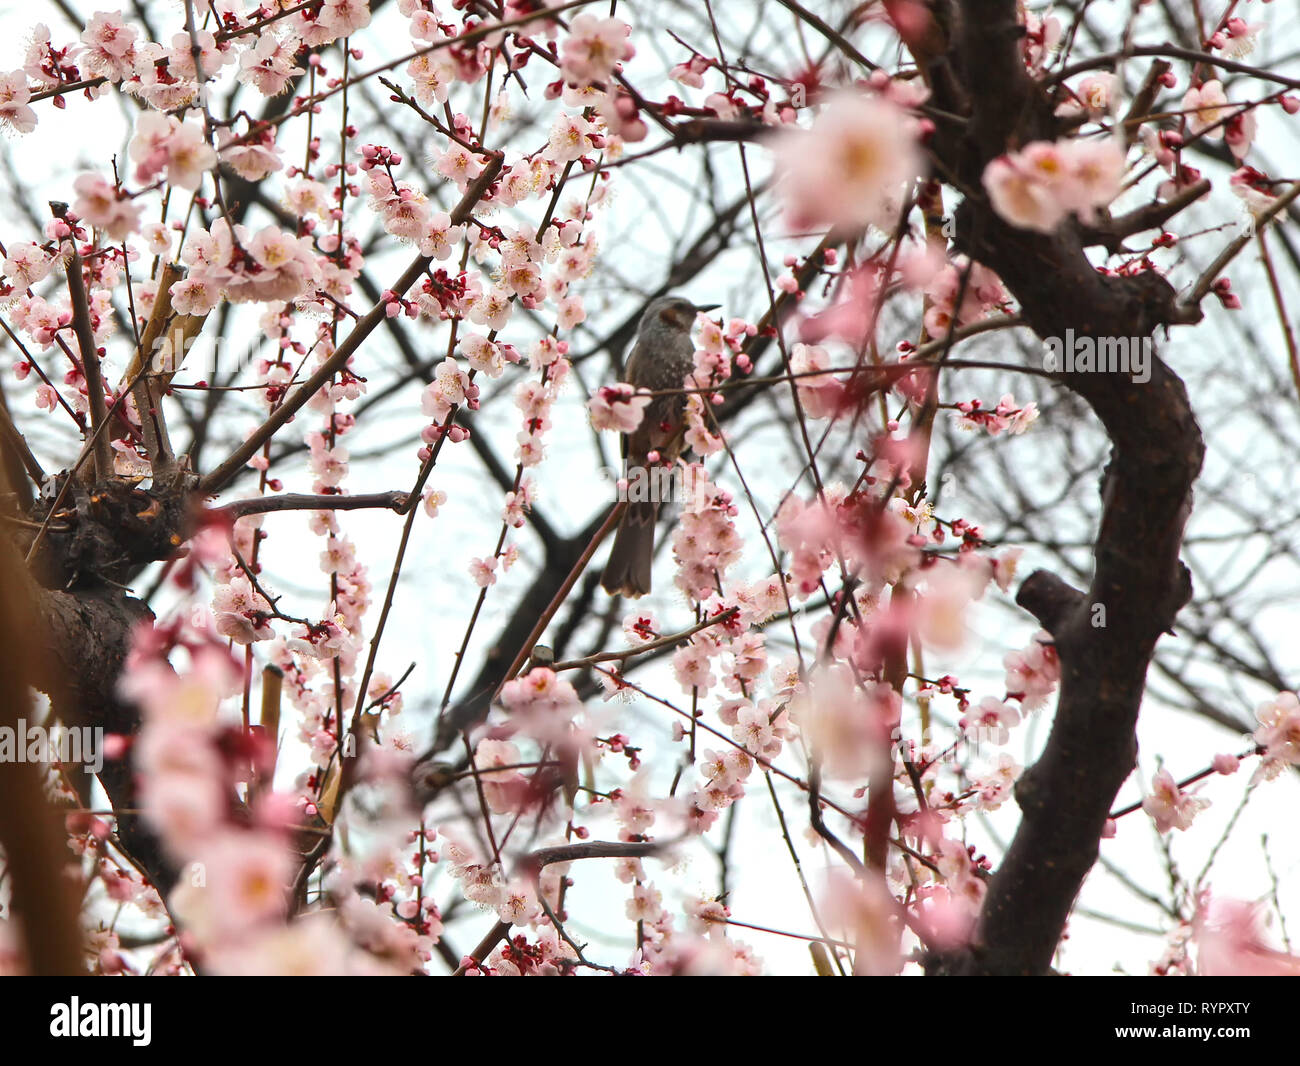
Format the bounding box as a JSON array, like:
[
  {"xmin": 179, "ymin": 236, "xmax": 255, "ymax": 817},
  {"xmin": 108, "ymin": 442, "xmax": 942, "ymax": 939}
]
[
  {"xmin": 672, "ymin": 637, "xmax": 717, "ymax": 694},
  {"xmin": 238, "ymin": 33, "xmax": 303, "ymax": 96},
  {"xmin": 589, "ymin": 383, "xmax": 650, "ymax": 433},
  {"xmin": 497, "ymin": 880, "xmax": 540, "ymax": 926},
  {"xmin": 284, "ymin": 179, "xmax": 332, "ymax": 219},
  {"xmin": 73, "ymin": 173, "xmax": 142, "ymax": 241},
  {"xmin": 206, "ymin": 913, "xmax": 389, "ymax": 976},
  {"xmin": 792, "ymin": 667, "xmax": 900, "ymax": 780},
  {"xmin": 991, "ymin": 547, "xmax": 1023, "ymax": 593},
  {"xmin": 933, "ymin": 837, "xmax": 987, "ymax": 912},
  {"xmin": 1222, "ymin": 19, "xmax": 1263, "ymax": 61},
  {"xmin": 474, "ymin": 739, "xmax": 529, "ymax": 814},
  {"xmin": 559, "ymin": 14, "xmax": 633, "ymax": 85},
  {"xmin": 80, "ymin": 11, "xmax": 138, "ymax": 82},
  {"xmin": 819, "ymin": 870, "xmax": 902, "ymax": 976},
  {"xmin": 983, "ymin": 153, "xmax": 1070, "ymax": 233},
  {"xmin": 422, "ymin": 488, "xmax": 447, "ymax": 519},
  {"xmin": 212, "ymin": 574, "xmax": 275, "ymax": 644},
  {"xmin": 1003, "ymin": 630, "xmax": 1060, "ymax": 710},
  {"xmin": 435, "ymin": 143, "xmax": 484, "ymax": 189},
  {"xmin": 626, "ymin": 882, "xmax": 663, "ymax": 922},
  {"xmin": 963, "ymin": 696, "xmax": 1021, "ymax": 745},
  {"xmin": 773, "ymin": 90, "xmax": 922, "ymax": 231},
  {"xmin": 915, "ymin": 562, "xmax": 991, "ymax": 650},
  {"xmin": 469, "ymin": 555, "xmax": 498, "ymax": 587},
  {"xmin": 983, "ymin": 138, "xmax": 1125, "ymax": 231},
  {"xmin": 407, "ymin": 52, "xmax": 456, "ymax": 107},
  {"xmin": 1182, "ymin": 79, "xmax": 1230, "ymax": 135},
  {"xmin": 1194, "ymin": 895, "xmax": 1300, "ymax": 976},
  {"xmin": 130, "ymin": 112, "xmax": 216, "ymax": 191},
  {"xmin": 1057, "ymin": 138, "xmax": 1125, "ymax": 222},
  {"xmin": 0, "ymin": 71, "xmax": 36, "ymax": 134},
  {"xmin": 169, "ymin": 276, "xmax": 219, "ymax": 315},
  {"xmin": 219, "ymin": 128, "xmax": 282, "ymax": 181},
  {"xmin": 2, "ymin": 242, "xmax": 52, "ymax": 289},
  {"xmin": 1254, "ymin": 690, "xmax": 1300, "ymax": 774},
  {"xmin": 546, "ymin": 113, "xmax": 597, "ymax": 163},
  {"xmin": 419, "ymin": 211, "xmax": 465, "ymax": 260},
  {"xmin": 171, "ymin": 829, "xmax": 293, "ymax": 939},
  {"xmin": 165, "ymin": 28, "xmax": 228, "ymax": 82},
  {"xmin": 973, "ymin": 753, "xmax": 1021, "ymax": 811},
  {"xmin": 1142, "ymin": 767, "xmax": 1209, "ymax": 833},
  {"xmin": 1059, "ymin": 73, "xmax": 1117, "ymax": 118},
  {"xmin": 141, "ymin": 222, "xmax": 173, "ymax": 257},
  {"xmin": 499, "ymin": 668, "xmax": 582, "ymax": 742},
  {"xmin": 1225, "ymin": 107, "xmax": 1257, "ymax": 160},
  {"xmin": 789, "ymin": 343, "xmax": 844, "ymax": 419}
]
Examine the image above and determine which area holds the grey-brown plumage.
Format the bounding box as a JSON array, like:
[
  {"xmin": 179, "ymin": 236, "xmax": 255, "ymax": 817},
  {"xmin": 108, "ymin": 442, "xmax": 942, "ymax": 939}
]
[{"xmin": 601, "ymin": 295, "xmax": 716, "ymax": 598}]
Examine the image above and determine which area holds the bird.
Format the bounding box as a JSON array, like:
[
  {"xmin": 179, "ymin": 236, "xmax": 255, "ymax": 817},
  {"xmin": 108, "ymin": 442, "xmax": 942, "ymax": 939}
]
[{"xmin": 600, "ymin": 294, "xmax": 718, "ymax": 598}]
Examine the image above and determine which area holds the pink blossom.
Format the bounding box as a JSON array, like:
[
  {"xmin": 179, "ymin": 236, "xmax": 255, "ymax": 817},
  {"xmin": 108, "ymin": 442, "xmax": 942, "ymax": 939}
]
[
  {"xmin": 1254, "ymin": 690, "xmax": 1300, "ymax": 774},
  {"xmin": 819, "ymin": 870, "xmax": 902, "ymax": 976},
  {"xmin": 2, "ymin": 242, "xmax": 52, "ymax": 289},
  {"xmin": 962, "ymin": 696, "xmax": 1021, "ymax": 745},
  {"xmin": 468, "ymin": 555, "xmax": 498, "ymax": 587},
  {"xmin": 1142, "ymin": 767, "xmax": 1209, "ymax": 833},
  {"xmin": 1211, "ymin": 753, "xmax": 1240, "ymax": 775},
  {"xmin": 559, "ymin": 14, "xmax": 634, "ymax": 86},
  {"xmin": 982, "ymin": 153, "xmax": 1069, "ymax": 233},
  {"xmin": 671, "ymin": 465, "xmax": 743, "ymax": 600},
  {"xmin": 1003, "ymin": 630, "xmax": 1060, "ymax": 710},
  {"xmin": 499, "ymin": 666, "xmax": 582, "ymax": 742},
  {"xmin": 672, "ymin": 636, "xmax": 717, "ymax": 694},
  {"xmin": 589, "ymin": 383, "xmax": 650, "ymax": 433},
  {"xmin": 1182, "ymin": 80, "xmax": 1230, "ymax": 135},
  {"xmin": 1194, "ymin": 895, "xmax": 1300, "ymax": 976},
  {"xmin": 219, "ymin": 128, "xmax": 283, "ymax": 181},
  {"xmin": 129, "ymin": 112, "xmax": 216, "ymax": 191},
  {"xmin": 80, "ymin": 11, "xmax": 138, "ymax": 82},
  {"xmin": 73, "ymin": 173, "xmax": 142, "ymax": 240},
  {"xmin": 972, "ymin": 753, "xmax": 1021, "ymax": 811},
  {"xmin": 474, "ymin": 738, "xmax": 529, "ymax": 814},
  {"xmin": 237, "ymin": 33, "xmax": 303, "ymax": 96},
  {"xmin": 789, "ymin": 343, "xmax": 845, "ymax": 418},
  {"xmin": 0, "ymin": 71, "xmax": 36, "ymax": 134},
  {"xmin": 792, "ymin": 667, "xmax": 900, "ymax": 780},
  {"xmin": 1225, "ymin": 107, "xmax": 1257, "ymax": 160},
  {"xmin": 1058, "ymin": 73, "xmax": 1116, "ymax": 118},
  {"xmin": 983, "ymin": 137, "xmax": 1125, "ymax": 232},
  {"xmin": 773, "ymin": 90, "xmax": 922, "ymax": 232},
  {"xmin": 407, "ymin": 51, "xmax": 456, "ymax": 106},
  {"xmin": 171, "ymin": 829, "xmax": 294, "ymax": 939}
]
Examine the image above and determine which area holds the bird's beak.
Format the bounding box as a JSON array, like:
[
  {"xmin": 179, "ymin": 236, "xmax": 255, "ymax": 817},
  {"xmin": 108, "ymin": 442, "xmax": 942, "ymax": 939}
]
[{"xmin": 695, "ymin": 303, "xmax": 721, "ymax": 312}]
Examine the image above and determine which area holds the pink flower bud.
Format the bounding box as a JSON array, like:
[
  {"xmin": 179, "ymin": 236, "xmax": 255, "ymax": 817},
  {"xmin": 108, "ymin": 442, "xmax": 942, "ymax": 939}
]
[{"xmin": 1212, "ymin": 753, "xmax": 1240, "ymax": 775}]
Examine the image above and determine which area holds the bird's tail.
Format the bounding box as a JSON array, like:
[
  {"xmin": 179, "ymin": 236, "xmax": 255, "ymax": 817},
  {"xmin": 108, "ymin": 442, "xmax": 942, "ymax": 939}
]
[{"xmin": 601, "ymin": 500, "xmax": 658, "ymax": 597}]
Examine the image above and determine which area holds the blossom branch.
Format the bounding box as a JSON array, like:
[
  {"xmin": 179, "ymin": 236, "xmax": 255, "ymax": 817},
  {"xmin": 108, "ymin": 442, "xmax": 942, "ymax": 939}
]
[
  {"xmin": 53, "ymin": 205, "xmax": 112, "ymax": 481},
  {"xmin": 198, "ymin": 152, "xmax": 503, "ymax": 496},
  {"xmin": 215, "ymin": 490, "xmax": 409, "ymax": 520}
]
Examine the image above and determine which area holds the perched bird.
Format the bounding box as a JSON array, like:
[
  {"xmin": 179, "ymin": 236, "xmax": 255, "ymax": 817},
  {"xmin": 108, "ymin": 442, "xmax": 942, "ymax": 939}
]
[{"xmin": 600, "ymin": 295, "xmax": 718, "ymax": 598}]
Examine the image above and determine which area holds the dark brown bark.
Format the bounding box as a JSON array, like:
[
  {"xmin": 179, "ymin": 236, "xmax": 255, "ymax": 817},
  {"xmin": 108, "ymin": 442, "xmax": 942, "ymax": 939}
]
[{"xmin": 924, "ymin": 0, "xmax": 1205, "ymax": 974}]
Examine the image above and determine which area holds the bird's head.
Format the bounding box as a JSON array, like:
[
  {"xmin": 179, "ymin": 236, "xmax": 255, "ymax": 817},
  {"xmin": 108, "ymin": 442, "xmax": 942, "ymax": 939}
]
[{"xmin": 641, "ymin": 294, "xmax": 720, "ymax": 332}]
